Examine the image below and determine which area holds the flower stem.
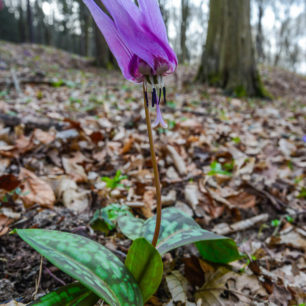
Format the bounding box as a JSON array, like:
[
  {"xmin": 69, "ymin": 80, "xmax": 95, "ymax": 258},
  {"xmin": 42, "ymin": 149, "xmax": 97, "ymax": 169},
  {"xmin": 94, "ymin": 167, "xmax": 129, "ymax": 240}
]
[{"xmin": 143, "ymin": 83, "xmax": 162, "ymax": 248}]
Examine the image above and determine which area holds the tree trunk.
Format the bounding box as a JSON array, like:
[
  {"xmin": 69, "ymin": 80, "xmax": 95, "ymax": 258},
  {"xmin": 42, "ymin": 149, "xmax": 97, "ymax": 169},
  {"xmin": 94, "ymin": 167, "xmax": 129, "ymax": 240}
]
[
  {"xmin": 255, "ymin": 0, "xmax": 265, "ymax": 62},
  {"xmin": 197, "ymin": 0, "xmax": 265, "ymax": 97},
  {"xmin": 18, "ymin": 3, "xmax": 26, "ymax": 42},
  {"xmin": 179, "ymin": 0, "xmax": 189, "ymax": 63},
  {"xmin": 26, "ymin": 0, "xmax": 34, "ymax": 43}
]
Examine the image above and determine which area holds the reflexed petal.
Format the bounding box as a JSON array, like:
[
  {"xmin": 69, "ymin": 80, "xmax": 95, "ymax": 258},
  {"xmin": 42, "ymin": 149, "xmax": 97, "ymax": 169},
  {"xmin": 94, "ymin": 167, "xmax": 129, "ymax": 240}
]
[
  {"xmin": 83, "ymin": 0, "xmax": 134, "ymax": 81},
  {"xmin": 152, "ymin": 103, "xmax": 168, "ymax": 129},
  {"xmin": 100, "ymin": 0, "xmax": 170, "ymax": 70},
  {"xmin": 138, "ymin": 0, "xmax": 168, "ymax": 43}
]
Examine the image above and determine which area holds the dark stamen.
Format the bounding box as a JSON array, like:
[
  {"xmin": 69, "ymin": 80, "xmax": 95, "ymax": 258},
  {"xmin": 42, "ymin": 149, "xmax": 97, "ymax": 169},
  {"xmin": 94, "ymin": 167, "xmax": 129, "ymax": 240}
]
[
  {"xmin": 163, "ymin": 87, "xmax": 167, "ymax": 105},
  {"xmin": 152, "ymin": 88, "xmax": 157, "ymax": 107},
  {"xmin": 144, "ymin": 90, "xmax": 149, "ymax": 107},
  {"xmin": 158, "ymin": 88, "xmax": 162, "ymax": 105}
]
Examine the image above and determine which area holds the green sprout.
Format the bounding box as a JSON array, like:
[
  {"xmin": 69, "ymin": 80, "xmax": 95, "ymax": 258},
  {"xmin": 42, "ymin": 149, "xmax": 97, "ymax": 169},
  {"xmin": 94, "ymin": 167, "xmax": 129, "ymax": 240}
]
[
  {"xmin": 232, "ymin": 137, "xmax": 241, "ymax": 144},
  {"xmin": 285, "ymin": 215, "xmax": 294, "ymax": 223},
  {"xmin": 101, "ymin": 170, "xmax": 128, "ymax": 190},
  {"xmin": 271, "ymin": 219, "xmax": 281, "ymax": 227},
  {"xmin": 297, "ymin": 187, "xmax": 306, "ymax": 199},
  {"xmin": 207, "ymin": 161, "xmax": 232, "ymax": 176}
]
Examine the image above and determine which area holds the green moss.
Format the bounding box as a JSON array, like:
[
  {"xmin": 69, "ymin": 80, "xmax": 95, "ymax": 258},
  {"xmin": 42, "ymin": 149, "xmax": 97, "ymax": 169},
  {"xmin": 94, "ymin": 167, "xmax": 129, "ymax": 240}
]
[
  {"xmin": 208, "ymin": 74, "xmax": 221, "ymax": 85},
  {"xmin": 234, "ymin": 85, "xmax": 247, "ymax": 98},
  {"xmin": 255, "ymin": 73, "xmax": 273, "ymax": 99}
]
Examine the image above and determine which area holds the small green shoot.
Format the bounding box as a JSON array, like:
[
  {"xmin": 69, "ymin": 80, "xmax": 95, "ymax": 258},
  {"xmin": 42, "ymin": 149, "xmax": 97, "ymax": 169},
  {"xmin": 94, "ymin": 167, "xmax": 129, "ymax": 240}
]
[
  {"xmin": 232, "ymin": 137, "xmax": 241, "ymax": 144},
  {"xmin": 101, "ymin": 170, "xmax": 128, "ymax": 190},
  {"xmin": 166, "ymin": 101, "xmax": 176, "ymax": 109},
  {"xmin": 271, "ymin": 219, "xmax": 281, "ymax": 227},
  {"xmin": 285, "ymin": 215, "xmax": 294, "ymax": 223},
  {"xmin": 207, "ymin": 161, "xmax": 232, "ymax": 176},
  {"xmin": 297, "ymin": 187, "xmax": 306, "ymax": 199}
]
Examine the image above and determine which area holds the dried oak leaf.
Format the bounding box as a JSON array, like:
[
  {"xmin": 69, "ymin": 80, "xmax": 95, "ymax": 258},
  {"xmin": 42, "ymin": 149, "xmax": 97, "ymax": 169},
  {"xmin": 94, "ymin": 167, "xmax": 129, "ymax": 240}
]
[
  {"xmin": 19, "ymin": 168, "xmax": 55, "ymax": 208},
  {"xmin": 196, "ymin": 267, "xmax": 267, "ymax": 305},
  {"xmin": 62, "ymin": 154, "xmax": 88, "ymax": 183},
  {"xmin": 227, "ymin": 191, "xmax": 256, "ymax": 209},
  {"xmin": 0, "ymin": 174, "xmax": 20, "ymax": 191}
]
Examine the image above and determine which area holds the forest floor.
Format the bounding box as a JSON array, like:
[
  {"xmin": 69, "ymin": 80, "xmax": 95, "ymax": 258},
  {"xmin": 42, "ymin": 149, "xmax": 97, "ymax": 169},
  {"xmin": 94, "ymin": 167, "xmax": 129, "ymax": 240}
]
[{"xmin": 0, "ymin": 41, "xmax": 305, "ymax": 305}]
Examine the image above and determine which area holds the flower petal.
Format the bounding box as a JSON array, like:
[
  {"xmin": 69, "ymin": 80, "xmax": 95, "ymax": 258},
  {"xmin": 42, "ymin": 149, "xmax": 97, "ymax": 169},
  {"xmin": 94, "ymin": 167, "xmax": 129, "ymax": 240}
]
[
  {"xmin": 83, "ymin": 0, "xmax": 135, "ymax": 81},
  {"xmin": 152, "ymin": 103, "xmax": 168, "ymax": 129},
  {"xmin": 138, "ymin": 0, "xmax": 168, "ymax": 43},
  {"xmin": 100, "ymin": 0, "xmax": 169, "ymax": 69}
]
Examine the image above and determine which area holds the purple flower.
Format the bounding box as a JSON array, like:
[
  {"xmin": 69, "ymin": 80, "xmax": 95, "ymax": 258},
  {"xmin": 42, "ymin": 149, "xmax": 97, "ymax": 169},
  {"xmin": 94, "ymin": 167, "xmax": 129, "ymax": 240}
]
[
  {"xmin": 303, "ymin": 135, "xmax": 306, "ymax": 143},
  {"xmin": 83, "ymin": 0, "xmax": 177, "ymax": 128}
]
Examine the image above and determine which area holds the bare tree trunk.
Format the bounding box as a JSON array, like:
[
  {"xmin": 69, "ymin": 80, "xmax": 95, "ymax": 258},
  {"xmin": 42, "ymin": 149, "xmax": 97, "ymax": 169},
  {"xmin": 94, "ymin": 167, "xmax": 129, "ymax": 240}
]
[
  {"xmin": 256, "ymin": 0, "xmax": 265, "ymax": 62},
  {"xmin": 197, "ymin": 0, "xmax": 266, "ymax": 97},
  {"xmin": 18, "ymin": 3, "xmax": 26, "ymax": 42},
  {"xmin": 179, "ymin": 0, "xmax": 189, "ymax": 63},
  {"xmin": 26, "ymin": 0, "xmax": 34, "ymax": 43}
]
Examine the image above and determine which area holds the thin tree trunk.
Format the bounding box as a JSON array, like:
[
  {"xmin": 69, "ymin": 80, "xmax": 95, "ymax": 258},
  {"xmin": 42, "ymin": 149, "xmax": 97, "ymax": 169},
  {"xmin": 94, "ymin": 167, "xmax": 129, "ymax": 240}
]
[
  {"xmin": 26, "ymin": 0, "xmax": 34, "ymax": 43},
  {"xmin": 18, "ymin": 3, "xmax": 26, "ymax": 42},
  {"xmin": 256, "ymin": 0, "xmax": 265, "ymax": 62},
  {"xmin": 179, "ymin": 0, "xmax": 189, "ymax": 63}
]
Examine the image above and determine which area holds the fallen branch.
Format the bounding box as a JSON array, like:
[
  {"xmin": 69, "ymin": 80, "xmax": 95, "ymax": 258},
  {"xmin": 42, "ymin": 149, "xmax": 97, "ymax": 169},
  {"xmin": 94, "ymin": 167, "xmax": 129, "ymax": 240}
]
[
  {"xmin": 0, "ymin": 113, "xmax": 65, "ymax": 131},
  {"xmin": 213, "ymin": 213, "xmax": 269, "ymax": 235}
]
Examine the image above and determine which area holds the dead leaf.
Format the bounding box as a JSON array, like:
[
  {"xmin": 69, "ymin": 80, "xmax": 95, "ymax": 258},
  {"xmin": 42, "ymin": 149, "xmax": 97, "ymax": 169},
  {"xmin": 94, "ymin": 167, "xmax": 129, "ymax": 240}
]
[
  {"xmin": 62, "ymin": 154, "xmax": 88, "ymax": 182},
  {"xmin": 141, "ymin": 189, "xmax": 154, "ymax": 218},
  {"xmin": 120, "ymin": 136, "xmax": 134, "ymax": 154},
  {"xmin": 33, "ymin": 129, "xmax": 55, "ymax": 144},
  {"xmin": 90, "ymin": 131, "xmax": 104, "ymax": 144},
  {"xmin": 196, "ymin": 267, "xmax": 267, "ymax": 305},
  {"xmin": 56, "ymin": 177, "xmax": 90, "ymax": 212},
  {"xmin": 227, "ymin": 191, "xmax": 256, "ymax": 209},
  {"xmin": 166, "ymin": 270, "xmax": 189, "ymax": 304},
  {"xmin": 0, "ymin": 174, "xmax": 20, "ymax": 191},
  {"xmin": 167, "ymin": 145, "xmax": 187, "ymax": 176},
  {"xmin": 0, "ymin": 214, "xmax": 12, "ymax": 236},
  {"xmin": 184, "ymin": 183, "xmax": 199, "ymax": 209},
  {"xmin": 19, "ymin": 168, "xmax": 55, "ymax": 208}
]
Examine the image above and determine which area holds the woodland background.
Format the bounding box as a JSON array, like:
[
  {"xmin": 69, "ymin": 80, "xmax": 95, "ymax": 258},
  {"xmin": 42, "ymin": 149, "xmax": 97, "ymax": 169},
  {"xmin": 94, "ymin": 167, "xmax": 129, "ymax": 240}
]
[{"xmin": 0, "ymin": 0, "xmax": 305, "ymax": 305}]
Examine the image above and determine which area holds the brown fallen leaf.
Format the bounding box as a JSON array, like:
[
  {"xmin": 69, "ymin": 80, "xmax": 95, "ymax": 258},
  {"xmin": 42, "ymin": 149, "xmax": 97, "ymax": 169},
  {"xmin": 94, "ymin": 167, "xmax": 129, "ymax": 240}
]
[
  {"xmin": 33, "ymin": 129, "xmax": 55, "ymax": 144},
  {"xmin": 0, "ymin": 214, "xmax": 12, "ymax": 236},
  {"xmin": 141, "ymin": 189, "xmax": 154, "ymax": 218},
  {"xmin": 62, "ymin": 154, "xmax": 88, "ymax": 183},
  {"xmin": 56, "ymin": 177, "xmax": 90, "ymax": 212},
  {"xmin": 196, "ymin": 267, "xmax": 267, "ymax": 305},
  {"xmin": 90, "ymin": 131, "xmax": 104, "ymax": 145},
  {"xmin": 227, "ymin": 191, "xmax": 256, "ymax": 209},
  {"xmin": 19, "ymin": 168, "xmax": 55, "ymax": 208},
  {"xmin": 120, "ymin": 136, "xmax": 134, "ymax": 154},
  {"xmin": 0, "ymin": 174, "xmax": 20, "ymax": 191}
]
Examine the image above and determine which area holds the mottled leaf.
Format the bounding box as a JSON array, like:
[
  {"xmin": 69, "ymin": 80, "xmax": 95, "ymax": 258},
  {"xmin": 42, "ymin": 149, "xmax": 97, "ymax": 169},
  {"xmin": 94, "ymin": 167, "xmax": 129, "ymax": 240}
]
[
  {"xmin": 15, "ymin": 229, "xmax": 143, "ymax": 306},
  {"xmin": 118, "ymin": 215, "xmax": 144, "ymax": 240},
  {"xmin": 90, "ymin": 203, "xmax": 132, "ymax": 234},
  {"xmin": 29, "ymin": 282, "xmax": 99, "ymax": 306},
  {"xmin": 125, "ymin": 238, "xmax": 163, "ymax": 302},
  {"xmin": 118, "ymin": 208, "xmax": 242, "ymax": 264}
]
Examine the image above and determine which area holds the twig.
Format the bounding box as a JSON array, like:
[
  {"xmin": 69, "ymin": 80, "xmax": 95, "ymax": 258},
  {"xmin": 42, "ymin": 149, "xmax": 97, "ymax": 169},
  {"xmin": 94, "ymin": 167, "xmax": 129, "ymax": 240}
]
[
  {"xmin": 44, "ymin": 266, "xmax": 66, "ymax": 286},
  {"xmin": 198, "ymin": 287, "xmax": 264, "ymax": 303},
  {"xmin": 213, "ymin": 213, "xmax": 269, "ymax": 235},
  {"xmin": 33, "ymin": 256, "xmax": 43, "ymax": 298},
  {"xmin": 10, "ymin": 68, "xmax": 21, "ymax": 95},
  {"xmin": 143, "ymin": 83, "xmax": 162, "ymax": 247}
]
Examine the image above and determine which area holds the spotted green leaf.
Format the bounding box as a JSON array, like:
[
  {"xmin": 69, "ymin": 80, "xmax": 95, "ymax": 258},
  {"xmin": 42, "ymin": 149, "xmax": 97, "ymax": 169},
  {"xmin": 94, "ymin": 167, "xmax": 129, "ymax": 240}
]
[
  {"xmin": 118, "ymin": 208, "xmax": 242, "ymax": 264},
  {"xmin": 125, "ymin": 238, "xmax": 163, "ymax": 302},
  {"xmin": 15, "ymin": 229, "xmax": 143, "ymax": 306},
  {"xmin": 29, "ymin": 282, "xmax": 99, "ymax": 306}
]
